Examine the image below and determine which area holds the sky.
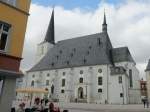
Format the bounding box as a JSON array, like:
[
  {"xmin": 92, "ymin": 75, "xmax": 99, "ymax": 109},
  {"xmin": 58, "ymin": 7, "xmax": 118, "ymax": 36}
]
[{"xmin": 21, "ymin": 0, "xmax": 150, "ymax": 79}]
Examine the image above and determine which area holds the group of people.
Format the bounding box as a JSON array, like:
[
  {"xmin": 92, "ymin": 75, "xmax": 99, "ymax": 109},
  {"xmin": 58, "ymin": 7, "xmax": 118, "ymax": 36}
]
[{"xmin": 14, "ymin": 97, "xmax": 61, "ymax": 112}]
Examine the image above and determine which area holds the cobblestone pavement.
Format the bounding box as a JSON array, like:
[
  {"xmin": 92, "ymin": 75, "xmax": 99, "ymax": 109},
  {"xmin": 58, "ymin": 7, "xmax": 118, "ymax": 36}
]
[{"xmin": 54, "ymin": 103, "xmax": 150, "ymax": 112}]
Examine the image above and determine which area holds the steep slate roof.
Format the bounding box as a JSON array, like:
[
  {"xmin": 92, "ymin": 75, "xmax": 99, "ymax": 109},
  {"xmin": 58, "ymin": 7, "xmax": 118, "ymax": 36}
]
[
  {"xmin": 29, "ymin": 32, "xmax": 114, "ymax": 72},
  {"xmin": 146, "ymin": 59, "xmax": 150, "ymax": 71},
  {"xmin": 28, "ymin": 32, "xmax": 135, "ymax": 72},
  {"xmin": 111, "ymin": 47, "xmax": 135, "ymax": 63}
]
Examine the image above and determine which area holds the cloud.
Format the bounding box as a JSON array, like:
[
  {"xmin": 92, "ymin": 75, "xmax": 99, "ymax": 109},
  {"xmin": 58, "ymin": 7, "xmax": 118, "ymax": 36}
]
[{"xmin": 21, "ymin": 1, "xmax": 150, "ymax": 79}]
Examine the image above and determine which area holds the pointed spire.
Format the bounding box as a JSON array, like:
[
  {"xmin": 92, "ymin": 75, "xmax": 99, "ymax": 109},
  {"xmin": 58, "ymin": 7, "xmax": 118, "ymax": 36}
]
[
  {"xmin": 44, "ymin": 8, "xmax": 55, "ymax": 44},
  {"xmin": 102, "ymin": 10, "xmax": 107, "ymax": 33}
]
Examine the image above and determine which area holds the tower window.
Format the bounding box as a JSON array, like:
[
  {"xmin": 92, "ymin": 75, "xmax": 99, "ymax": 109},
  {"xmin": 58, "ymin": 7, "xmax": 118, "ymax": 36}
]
[
  {"xmin": 0, "ymin": 22, "xmax": 11, "ymax": 51},
  {"xmin": 98, "ymin": 77, "xmax": 102, "ymax": 85},
  {"xmin": 62, "ymin": 79, "xmax": 65, "ymax": 87},
  {"xmin": 79, "ymin": 77, "xmax": 83, "ymax": 83}
]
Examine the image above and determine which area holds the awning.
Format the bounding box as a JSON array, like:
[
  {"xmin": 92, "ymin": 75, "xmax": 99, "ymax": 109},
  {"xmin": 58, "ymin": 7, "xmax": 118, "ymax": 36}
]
[{"xmin": 16, "ymin": 88, "xmax": 48, "ymax": 94}]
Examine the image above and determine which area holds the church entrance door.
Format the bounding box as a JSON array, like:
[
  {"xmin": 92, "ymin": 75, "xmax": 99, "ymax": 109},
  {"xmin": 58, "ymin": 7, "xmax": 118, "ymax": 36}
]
[{"xmin": 78, "ymin": 87, "xmax": 84, "ymax": 99}]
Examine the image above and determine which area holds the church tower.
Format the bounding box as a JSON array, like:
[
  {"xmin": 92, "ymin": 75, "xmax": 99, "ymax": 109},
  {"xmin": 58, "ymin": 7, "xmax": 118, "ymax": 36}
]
[
  {"xmin": 102, "ymin": 11, "xmax": 107, "ymax": 33},
  {"xmin": 36, "ymin": 9, "xmax": 55, "ymax": 62}
]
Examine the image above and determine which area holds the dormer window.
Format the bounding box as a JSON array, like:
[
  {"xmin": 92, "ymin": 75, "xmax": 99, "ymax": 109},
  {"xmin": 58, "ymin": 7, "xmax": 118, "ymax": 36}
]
[
  {"xmin": 59, "ymin": 50, "xmax": 62, "ymax": 54},
  {"xmin": 51, "ymin": 62, "xmax": 54, "ymax": 67},
  {"xmin": 89, "ymin": 46, "xmax": 92, "ymax": 49},
  {"xmin": 0, "ymin": 22, "xmax": 11, "ymax": 52}
]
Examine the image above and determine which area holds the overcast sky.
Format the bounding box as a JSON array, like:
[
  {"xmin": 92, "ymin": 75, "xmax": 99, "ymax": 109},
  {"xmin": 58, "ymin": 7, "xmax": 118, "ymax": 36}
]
[{"xmin": 21, "ymin": 0, "xmax": 150, "ymax": 79}]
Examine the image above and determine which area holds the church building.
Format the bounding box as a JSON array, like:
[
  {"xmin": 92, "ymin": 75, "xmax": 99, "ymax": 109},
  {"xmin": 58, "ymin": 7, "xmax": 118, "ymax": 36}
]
[{"xmin": 26, "ymin": 10, "xmax": 141, "ymax": 104}]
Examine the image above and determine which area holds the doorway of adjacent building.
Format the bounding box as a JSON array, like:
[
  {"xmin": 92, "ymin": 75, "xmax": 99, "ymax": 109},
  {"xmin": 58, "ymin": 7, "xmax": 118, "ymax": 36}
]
[{"xmin": 78, "ymin": 87, "xmax": 84, "ymax": 99}]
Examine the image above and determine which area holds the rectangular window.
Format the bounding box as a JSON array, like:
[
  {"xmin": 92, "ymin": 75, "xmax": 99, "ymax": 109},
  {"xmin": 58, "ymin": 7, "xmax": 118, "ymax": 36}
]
[
  {"xmin": 98, "ymin": 88, "xmax": 102, "ymax": 93},
  {"xmin": 129, "ymin": 69, "xmax": 133, "ymax": 87},
  {"xmin": 0, "ymin": 22, "xmax": 11, "ymax": 51},
  {"xmin": 62, "ymin": 79, "xmax": 65, "ymax": 87},
  {"xmin": 98, "ymin": 77, "xmax": 102, "ymax": 85},
  {"xmin": 118, "ymin": 76, "xmax": 122, "ymax": 83},
  {"xmin": 1, "ymin": 0, "xmax": 16, "ymax": 6}
]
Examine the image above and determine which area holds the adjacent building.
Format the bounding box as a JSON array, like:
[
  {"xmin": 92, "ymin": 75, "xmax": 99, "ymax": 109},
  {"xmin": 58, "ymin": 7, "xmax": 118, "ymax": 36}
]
[
  {"xmin": 146, "ymin": 60, "xmax": 150, "ymax": 99},
  {"xmin": 0, "ymin": 0, "xmax": 31, "ymax": 111},
  {"xmin": 25, "ymin": 10, "xmax": 141, "ymax": 104},
  {"xmin": 140, "ymin": 79, "xmax": 147, "ymax": 98}
]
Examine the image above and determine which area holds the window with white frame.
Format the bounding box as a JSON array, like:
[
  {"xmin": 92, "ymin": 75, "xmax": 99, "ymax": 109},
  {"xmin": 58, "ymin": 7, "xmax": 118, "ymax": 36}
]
[
  {"xmin": 1, "ymin": 0, "xmax": 16, "ymax": 6},
  {"xmin": 0, "ymin": 22, "xmax": 11, "ymax": 51}
]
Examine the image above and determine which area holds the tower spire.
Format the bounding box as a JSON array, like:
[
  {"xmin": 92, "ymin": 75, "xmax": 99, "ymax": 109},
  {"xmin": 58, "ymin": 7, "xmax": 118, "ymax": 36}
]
[
  {"xmin": 44, "ymin": 8, "xmax": 55, "ymax": 44},
  {"xmin": 102, "ymin": 10, "xmax": 107, "ymax": 33}
]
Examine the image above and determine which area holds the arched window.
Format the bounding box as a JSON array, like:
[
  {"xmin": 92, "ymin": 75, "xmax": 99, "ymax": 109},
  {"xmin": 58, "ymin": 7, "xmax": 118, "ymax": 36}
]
[
  {"xmin": 31, "ymin": 80, "xmax": 34, "ymax": 86},
  {"xmin": 79, "ymin": 78, "xmax": 83, "ymax": 83}
]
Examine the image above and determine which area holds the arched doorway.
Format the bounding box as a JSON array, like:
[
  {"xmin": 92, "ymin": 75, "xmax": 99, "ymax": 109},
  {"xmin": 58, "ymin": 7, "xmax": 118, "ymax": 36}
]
[{"xmin": 78, "ymin": 87, "xmax": 84, "ymax": 99}]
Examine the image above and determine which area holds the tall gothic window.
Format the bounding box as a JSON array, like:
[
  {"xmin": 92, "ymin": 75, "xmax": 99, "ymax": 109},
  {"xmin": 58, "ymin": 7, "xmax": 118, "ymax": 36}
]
[
  {"xmin": 98, "ymin": 77, "xmax": 103, "ymax": 85},
  {"xmin": 62, "ymin": 79, "xmax": 65, "ymax": 87},
  {"xmin": 129, "ymin": 69, "xmax": 133, "ymax": 87},
  {"xmin": 0, "ymin": 22, "xmax": 11, "ymax": 51}
]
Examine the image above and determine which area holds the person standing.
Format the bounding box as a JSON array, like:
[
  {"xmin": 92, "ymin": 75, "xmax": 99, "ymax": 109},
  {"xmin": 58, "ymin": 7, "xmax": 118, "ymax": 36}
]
[{"xmin": 16, "ymin": 103, "xmax": 25, "ymax": 112}]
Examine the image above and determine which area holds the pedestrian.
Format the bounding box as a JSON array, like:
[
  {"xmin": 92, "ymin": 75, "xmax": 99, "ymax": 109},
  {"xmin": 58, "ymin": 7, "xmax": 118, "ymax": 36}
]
[
  {"xmin": 146, "ymin": 98, "xmax": 149, "ymax": 108},
  {"xmin": 32, "ymin": 97, "xmax": 41, "ymax": 112},
  {"xmin": 49, "ymin": 102, "xmax": 54, "ymax": 112},
  {"xmin": 16, "ymin": 103, "xmax": 25, "ymax": 112},
  {"xmin": 142, "ymin": 98, "xmax": 146, "ymax": 108}
]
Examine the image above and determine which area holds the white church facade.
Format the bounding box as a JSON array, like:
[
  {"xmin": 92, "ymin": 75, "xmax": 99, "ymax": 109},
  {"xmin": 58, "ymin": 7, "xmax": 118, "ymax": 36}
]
[{"xmin": 24, "ymin": 10, "xmax": 141, "ymax": 104}]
